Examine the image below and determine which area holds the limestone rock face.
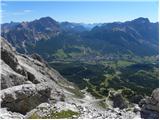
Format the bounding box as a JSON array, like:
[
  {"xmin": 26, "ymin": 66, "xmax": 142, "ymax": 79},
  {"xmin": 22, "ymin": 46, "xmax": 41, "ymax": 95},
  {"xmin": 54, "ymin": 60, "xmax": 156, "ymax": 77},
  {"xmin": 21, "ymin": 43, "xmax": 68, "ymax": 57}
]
[
  {"xmin": 152, "ymin": 88, "xmax": 159, "ymax": 102},
  {"xmin": 1, "ymin": 59, "xmax": 27, "ymax": 89},
  {"xmin": 0, "ymin": 37, "xmax": 77, "ymax": 116},
  {"xmin": 139, "ymin": 88, "xmax": 159, "ymax": 119},
  {"xmin": 0, "ymin": 83, "xmax": 51, "ymax": 114},
  {"xmin": 1, "ymin": 37, "xmax": 26, "ymax": 76},
  {"xmin": 30, "ymin": 53, "xmax": 46, "ymax": 64}
]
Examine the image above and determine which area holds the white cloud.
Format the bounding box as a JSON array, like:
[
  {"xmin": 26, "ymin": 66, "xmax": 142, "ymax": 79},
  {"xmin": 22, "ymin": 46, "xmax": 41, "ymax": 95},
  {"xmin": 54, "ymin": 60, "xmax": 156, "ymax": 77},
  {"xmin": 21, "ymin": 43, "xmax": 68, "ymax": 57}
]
[
  {"xmin": 24, "ymin": 10, "xmax": 32, "ymax": 13},
  {"xmin": 11, "ymin": 9, "xmax": 32, "ymax": 16}
]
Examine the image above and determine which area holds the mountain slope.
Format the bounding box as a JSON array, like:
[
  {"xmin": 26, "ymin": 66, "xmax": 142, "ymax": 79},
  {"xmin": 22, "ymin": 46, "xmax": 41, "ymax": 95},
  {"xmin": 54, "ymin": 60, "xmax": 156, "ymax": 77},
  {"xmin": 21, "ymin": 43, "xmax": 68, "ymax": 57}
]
[
  {"xmin": 1, "ymin": 17, "xmax": 61, "ymax": 53},
  {"xmin": 1, "ymin": 17, "xmax": 159, "ymax": 60},
  {"xmin": 0, "ymin": 37, "xmax": 84, "ymax": 118},
  {"xmin": 86, "ymin": 17, "xmax": 158, "ymax": 56}
]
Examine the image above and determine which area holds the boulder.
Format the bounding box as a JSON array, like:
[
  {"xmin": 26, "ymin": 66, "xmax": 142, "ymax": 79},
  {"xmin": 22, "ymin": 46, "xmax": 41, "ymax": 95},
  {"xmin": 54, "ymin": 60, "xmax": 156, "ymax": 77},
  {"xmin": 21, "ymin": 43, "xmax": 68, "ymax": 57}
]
[
  {"xmin": 110, "ymin": 92, "xmax": 129, "ymax": 109},
  {"xmin": 0, "ymin": 83, "xmax": 51, "ymax": 114},
  {"xmin": 139, "ymin": 88, "xmax": 159, "ymax": 119},
  {"xmin": 151, "ymin": 88, "xmax": 159, "ymax": 102},
  {"xmin": 133, "ymin": 104, "xmax": 141, "ymax": 113},
  {"xmin": 131, "ymin": 95, "xmax": 143, "ymax": 104}
]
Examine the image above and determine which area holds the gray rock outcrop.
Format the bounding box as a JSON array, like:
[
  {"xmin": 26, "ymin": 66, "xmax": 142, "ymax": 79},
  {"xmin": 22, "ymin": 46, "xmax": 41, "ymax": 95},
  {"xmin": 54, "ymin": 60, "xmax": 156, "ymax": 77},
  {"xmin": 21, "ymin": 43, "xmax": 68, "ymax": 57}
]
[
  {"xmin": 0, "ymin": 83, "xmax": 51, "ymax": 114},
  {"xmin": 0, "ymin": 37, "xmax": 79, "ymax": 118},
  {"xmin": 109, "ymin": 91, "xmax": 129, "ymax": 109},
  {"xmin": 139, "ymin": 88, "xmax": 159, "ymax": 119}
]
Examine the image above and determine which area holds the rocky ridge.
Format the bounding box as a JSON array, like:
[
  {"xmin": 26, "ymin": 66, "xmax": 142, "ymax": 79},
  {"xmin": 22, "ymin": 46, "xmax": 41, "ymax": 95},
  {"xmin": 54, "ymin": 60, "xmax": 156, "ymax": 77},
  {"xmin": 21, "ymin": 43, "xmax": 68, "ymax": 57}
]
[
  {"xmin": 1, "ymin": 17, "xmax": 158, "ymax": 58},
  {"xmin": 0, "ymin": 37, "xmax": 82, "ymax": 118}
]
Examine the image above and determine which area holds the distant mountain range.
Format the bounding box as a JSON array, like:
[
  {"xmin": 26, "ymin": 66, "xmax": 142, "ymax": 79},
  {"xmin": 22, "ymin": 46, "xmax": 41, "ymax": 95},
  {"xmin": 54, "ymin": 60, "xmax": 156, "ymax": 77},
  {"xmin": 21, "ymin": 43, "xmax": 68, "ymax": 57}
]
[{"xmin": 1, "ymin": 17, "xmax": 159, "ymax": 61}]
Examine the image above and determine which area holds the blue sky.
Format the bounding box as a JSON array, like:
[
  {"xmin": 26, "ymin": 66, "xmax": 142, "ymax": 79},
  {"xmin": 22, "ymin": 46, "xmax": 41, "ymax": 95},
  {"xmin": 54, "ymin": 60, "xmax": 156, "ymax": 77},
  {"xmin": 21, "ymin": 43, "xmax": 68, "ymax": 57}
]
[{"xmin": 1, "ymin": 1, "xmax": 158, "ymax": 23}]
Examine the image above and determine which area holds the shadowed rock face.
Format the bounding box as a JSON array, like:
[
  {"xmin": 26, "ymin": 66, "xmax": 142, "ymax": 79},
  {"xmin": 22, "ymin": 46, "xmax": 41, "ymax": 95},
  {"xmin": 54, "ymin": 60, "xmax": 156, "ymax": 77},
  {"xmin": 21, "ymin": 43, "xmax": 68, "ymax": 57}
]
[
  {"xmin": 139, "ymin": 88, "xmax": 159, "ymax": 119},
  {"xmin": 0, "ymin": 37, "xmax": 52, "ymax": 114},
  {"xmin": 109, "ymin": 91, "xmax": 129, "ymax": 109},
  {"xmin": 1, "ymin": 38, "xmax": 27, "ymax": 89},
  {"xmin": 112, "ymin": 93, "xmax": 129, "ymax": 109},
  {"xmin": 1, "ymin": 37, "xmax": 27, "ymax": 77},
  {"xmin": 0, "ymin": 83, "xmax": 51, "ymax": 114},
  {"xmin": 1, "ymin": 17, "xmax": 61, "ymax": 53}
]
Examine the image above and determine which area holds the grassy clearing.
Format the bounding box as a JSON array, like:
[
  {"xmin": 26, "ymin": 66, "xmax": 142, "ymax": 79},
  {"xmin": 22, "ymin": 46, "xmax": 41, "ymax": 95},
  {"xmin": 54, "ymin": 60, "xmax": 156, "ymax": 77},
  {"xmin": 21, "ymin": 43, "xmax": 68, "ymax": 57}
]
[
  {"xmin": 54, "ymin": 49, "xmax": 68, "ymax": 58},
  {"xmin": 101, "ymin": 60, "xmax": 135, "ymax": 68},
  {"xmin": 28, "ymin": 110, "xmax": 80, "ymax": 119},
  {"xmin": 117, "ymin": 60, "xmax": 135, "ymax": 67},
  {"xmin": 49, "ymin": 110, "xmax": 79, "ymax": 119}
]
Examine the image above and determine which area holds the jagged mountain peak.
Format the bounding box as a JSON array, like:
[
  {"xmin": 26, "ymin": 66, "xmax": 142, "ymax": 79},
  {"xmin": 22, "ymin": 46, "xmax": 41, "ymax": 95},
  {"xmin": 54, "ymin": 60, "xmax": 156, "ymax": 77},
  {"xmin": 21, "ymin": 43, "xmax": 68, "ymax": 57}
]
[
  {"xmin": 38, "ymin": 16, "xmax": 55, "ymax": 21},
  {"xmin": 32, "ymin": 16, "xmax": 59, "ymax": 27},
  {"xmin": 1, "ymin": 17, "xmax": 158, "ymax": 57},
  {"xmin": 132, "ymin": 17, "xmax": 150, "ymax": 24}
]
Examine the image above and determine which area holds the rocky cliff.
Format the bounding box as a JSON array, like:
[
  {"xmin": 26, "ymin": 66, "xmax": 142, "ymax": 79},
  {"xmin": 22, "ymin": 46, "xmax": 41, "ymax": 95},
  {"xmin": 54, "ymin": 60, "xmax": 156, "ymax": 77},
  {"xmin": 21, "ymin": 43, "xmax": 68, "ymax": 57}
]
[{"xmin": 0, "ymin": 37, "xmax": 83, "ymax": 118}]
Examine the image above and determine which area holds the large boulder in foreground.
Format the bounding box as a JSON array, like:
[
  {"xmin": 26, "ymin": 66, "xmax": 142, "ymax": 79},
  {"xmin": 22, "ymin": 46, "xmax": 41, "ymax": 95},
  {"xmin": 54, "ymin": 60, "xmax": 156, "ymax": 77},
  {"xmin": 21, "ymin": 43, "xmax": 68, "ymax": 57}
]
[
  {"xmin": 0, "ymin": 83, "xmax": 51, "ymax": 114},
  {"xmin": 139, "ymin": 88, "xmax": 159, "ymax": 119}
]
